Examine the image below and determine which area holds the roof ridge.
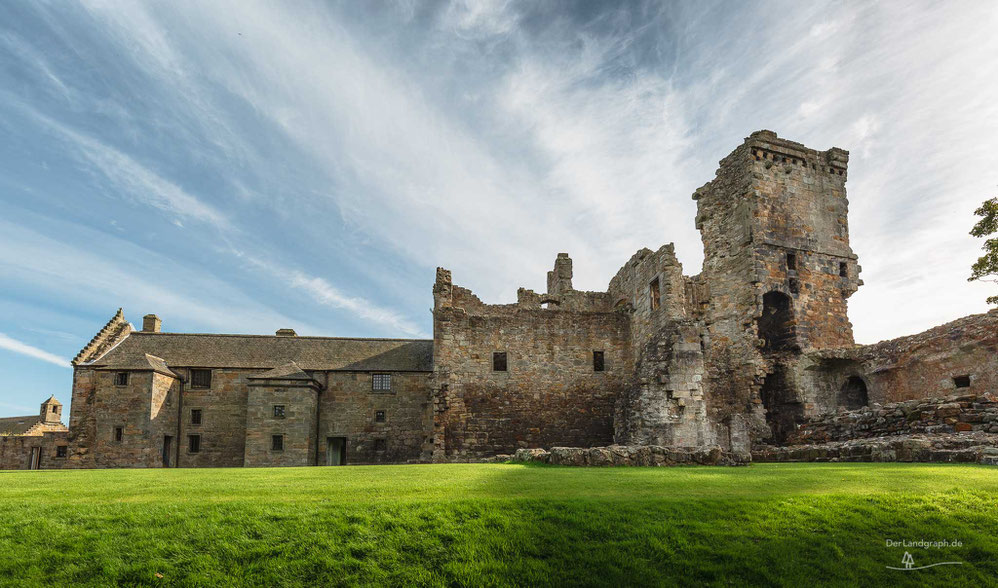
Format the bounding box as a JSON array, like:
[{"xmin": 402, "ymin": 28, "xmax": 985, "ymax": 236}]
[{"xmin": 128, "ymin": 332, "xmax": 432, "ymax": 342}]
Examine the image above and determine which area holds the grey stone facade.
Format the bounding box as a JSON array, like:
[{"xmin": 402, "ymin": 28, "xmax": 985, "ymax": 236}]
[{"xmin": 3, "ymin": 130, "xmax": 996, "ymax": 469}]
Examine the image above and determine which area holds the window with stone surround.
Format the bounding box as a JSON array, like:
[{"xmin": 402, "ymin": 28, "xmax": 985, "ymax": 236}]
[
  {"xmin": 56, "ymin": 446, "xmax": 67, "ymax": 458},
  {"xmin": 187, "ymin": 434, "xmax": 201, "ymax": 453},
  {"xmin": 593, "ymin": 351, "xmax": 605, "ymax": 372},
  {"xmin": 190, "ymin": 369, "xmax": 212, "ymax": 389},
  {"xmin": 492, "ymin": 352, "xmax": 507, "ymax": 372},
  {"xmin": 375, "ymin": 410, "xmax": 386, "ymax": 423},
  {"xmin": 273, "ymin": 405, "xmax": 286, "ymax": 418},
  {"xmin": 649, "ymin": 278, "xmax": 661, "ymax": 310},
  {"xmin": 953, "ymin": 375, "xmax": 971, "ymax": 388},
  {"xmin": 114, "ymin": 427, "xmax": 123, "ymax": 442},
  {"xmin": 114, "ymin": 372, "xmax": 129, "ymax": 386},
  {"xmin": 190, "ymin": 409, "xmax": 202, "ymax": 425},
  {"xmin": 372, "ymin": 373, "xmax": 392, "ymax": 391},
  {"xmin": 374, "ymin": 438, "xmax": 386, "ymax": 452},
  {"xmin": 272, "ymin": 435, "xmax": 284, "ymax": 451},
  {"xmin": 786, "ymin": 252, "xmax": 797, "ymax": 271}
]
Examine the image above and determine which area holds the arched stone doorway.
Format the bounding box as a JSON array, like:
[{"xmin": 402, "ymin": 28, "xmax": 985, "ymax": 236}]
[
  {"xmin": 758, "ymin": 291, "xmax": 796, "ymax": 352},
  {"xmin": 839, "ymin": 376, "xmax": 868, "ymax": 410},
  {"xmin": 759, "ymin": 365, "xmax": 803, "ymax": 443}
]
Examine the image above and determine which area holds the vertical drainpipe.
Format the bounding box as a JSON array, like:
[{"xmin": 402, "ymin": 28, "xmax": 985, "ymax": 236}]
[
  {"xmin": 313, "ymin": 373, "xmax": 324, "ymax": 466},
  {"xmin": 175, "ymin": 371, "xmax": 185, "ymax": 468}
]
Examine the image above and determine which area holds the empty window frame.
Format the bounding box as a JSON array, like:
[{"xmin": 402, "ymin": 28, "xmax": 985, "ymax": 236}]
[
  {"xmin": 649, "ymin": 278, "xmax": 661, "ymax": 311},
  {"xmin": 273, "ymin": 405, "xmax": 286, "ymax": 419},
  {"xmin": 493, "ymin": 352, "xmax": 508, "ymax": 372},
  {"xmin": 839, "ymin": 262, "xmax": 848, "ymax": 277},
  {"xmin": 953, "ymin": 375, "xmax": 971, "ymax": 388},
  {"xmin": 114, "ymin": 427, "xmax": 123, "ymax": 442},
  {"xmin": 271, "ymin": 435, "xmax": 284, "ymax": 451},
  {"xmin": 190, "ymin": 369, "xmax": 212, "ymax": 389},
  {"xmin": 786, "ymin": 252, "xmax": 797, "ymax": 271},
  {"xmin": 372, "ymin": 373, "xmax": 392, "ymax": 391},
  {"xmin": 375, "ymin": 410, "xmax": 386, "ymax": 423},
  {"xmin": 51, "ymin": 405, "xmax": 58, "ymax": 413},
  {"xmin": 593, "ymin": 351, "xmax": 605, "ymax": 372},
  {"xmin": 188, "ymin": 434, "xmax": 201, "ymax": 453},
  {"xmin": 56, "ymin": 446, "xmax": 67, "ymax": 458},
  {"xmin": 190, "ymin": 409, "xmax": 202, "ymax": 425},
  {"xmin": 114, "ymin": 372, "xmax": 129, "ymax": 386},
  {"xmin": 374, "ymin": 438, "xmax": 387, "ymax": 452}
]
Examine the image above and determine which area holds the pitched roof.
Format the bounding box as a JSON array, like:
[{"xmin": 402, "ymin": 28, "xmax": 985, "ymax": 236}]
[
  {"xmin": 73, "ymin": 309, "xmax": 133, "ymax": 366},
  {"xmin": 0, "ymin": 415, "xmax": 40, "ymax": 436},
  {"xmin": 249, "ymin": 361, "xmax": 313, "ymax": 380},
  {"xmin": 87, "ymin": 332, "xmax": 433, "ymax": 372}
]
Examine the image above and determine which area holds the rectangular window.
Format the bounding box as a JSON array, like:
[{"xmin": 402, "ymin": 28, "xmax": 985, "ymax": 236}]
[
  {"xmin": 953, "ymin": 375, "xmax": 971, "ymax": 388},
  {"xmin": 593, "ymin": 351, "xmax": 605, "ymax": 372},
  {"xmin": 273, "ymin": 405, "xmax": 286, "ymax": 419},
  {"xmin": 492, "ymin": 352, "xmax": 507, "ymax": 372},
  {"xmin": 56, "ymin": 446, "xmax": 67, "ymax": 458},
  {"xmin": 114, "ymin": 372, "xmax": 129, "ymax": 386},
  {"xmin": 649, "ymin": 278, "xmax": 661, "ymax": 310},
  {"xmin": 372, "ymin": 373, "xmax": 392, "ymax": 391},
  {"xmin": 190, "ymin": 369, "xmax": 212, "ymax": 389},
  {"xmin": 114, "ymin": 427, "xmax": 123, "ymax": 442},
  {"xmin": 375, "ymin": 410, "xmax": 386, "ymax": 423},
  {"xmin": 839, "ymin": 262, "xmax": 848, "ymax": 277},
  {"xmin": 272, "ymin": 435, "xmax": 284, "ymax": 451},
  {"xmin": 51, "ymin": 406, "xmax": 58, "ymax": 413},
  {"xmin": 190, "ymin": 409, "xmax": 202, "ymax": 425},
  {"xmin": 188, "ymin": 434, "xmax": 201, "ymax": 453},
  {"xmin": 786, "ymin": 252, "xmax": 797, "ymax": 271},
  {"xmin": 374, "ymin": 438, "xmax": 386, "ymax": 452}
]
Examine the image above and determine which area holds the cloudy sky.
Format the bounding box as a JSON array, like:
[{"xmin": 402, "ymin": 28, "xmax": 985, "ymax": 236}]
[{"xmin": 1, "ymin": 1, "xmax": 996, "ymax": 417}]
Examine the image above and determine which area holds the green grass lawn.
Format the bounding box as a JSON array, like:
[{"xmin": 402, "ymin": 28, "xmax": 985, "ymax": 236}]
[{"xmin": 1, "ymin": 463, "xmax": 996, "ymax": 587}]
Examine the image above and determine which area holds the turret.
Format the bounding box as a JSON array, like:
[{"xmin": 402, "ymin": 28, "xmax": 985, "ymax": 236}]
[{"xmin": 40, "ymin": 395, "xmax": 62, "ymax": 424}]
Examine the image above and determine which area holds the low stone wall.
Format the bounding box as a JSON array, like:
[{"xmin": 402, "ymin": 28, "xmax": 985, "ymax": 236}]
[
  {"xmin": 754, "ymin": 432, "xmax": 998, "ymax": 465},
  {"xmin": 508, "ymin": 445, "xmax": 750, "ymax": 467},
  {"xmin": 789, "ymin": 393, "xmax": 998, "ymax": 444}
]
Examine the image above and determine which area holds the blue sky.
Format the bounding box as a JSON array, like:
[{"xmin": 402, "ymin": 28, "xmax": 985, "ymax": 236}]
[{"xmin": 1, "ymin": 1, "xmax": 996, "ymax": 418}]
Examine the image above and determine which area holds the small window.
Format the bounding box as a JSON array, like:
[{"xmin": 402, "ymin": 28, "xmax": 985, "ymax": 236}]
[
  {"xmin": 492, "ymin": 352, "xmax": 507, "ymax": 372},
  {"xmin": 114, "ymin": 427, "xmax": 123, "ymax": 442},
  {"xmin": 188, "ymin": 434, "xmax": 201, "ymax": 453},
  {"xmin": 839, "ymin": 262, "xmax": 848, "ymax": 277},
  {"xmin": 273, "ymin": 405, "xmax": 286, "ymax": 419},
  {"xmin": 374, "ymin": 438, "xmax": 386, "ymax": 452},
  {"xmin": 593, "ymin": 351, "xmax": 605, "ymax": 372},
  {"xmin": 788, "ymin": 278, "xmax": 800, "ymax": 294},
  {"xmin": 786, "ymin": 253, "xmax": 797, "ymax": 271},
  {"xmin": 51, "ymin": 405, "xmax": 58, "ymax": 413},
  {"xmin": 650, "ymin": 278, "xmax": 661, "ymax": 311},
  {"xmin": 372, "ymin": 373, "xmax": 392, "ymax": 391},
  {"xmin": 375, "ymin": 410, "xmax": 386, "ymax": 423},
  {"xmin": 56, "ymin": 446, "xmax": 67, "ymax": 458},
  {"xmin": 271, "ymin": 435, "xmax": 284, "ymax": 451},
  {"xmin": 953, "ymin": 375, "xmax": 971, "ymax": 388},
  {"xmin": 114, "ymin": 372, "xmax": 129, "ymax": 386},
  {"xmin": 190, "ymin": 409, "xmax": 202, "ymax": 425},
  {"xmin": 190, "ymin": 369, "xmax": 212, "ymax": 389}
]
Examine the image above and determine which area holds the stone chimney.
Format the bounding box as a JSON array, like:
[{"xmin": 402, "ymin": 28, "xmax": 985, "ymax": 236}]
[
  {"xmin": 142, "ymin": 314, "xmax": 162, "ymax": 333},
  {"xmin": 40, "ymin": 396, "xmax": 62, "ymax": 424},
  {"xmin": 276, "ymin": 328, "xmax": 297, "ymax": 337}
]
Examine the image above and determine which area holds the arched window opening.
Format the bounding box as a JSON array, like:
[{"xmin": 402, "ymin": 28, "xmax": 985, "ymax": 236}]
[
  {"xmin": 839, "ymin": 376, "xmax": 868, "ymax": 410},
  {"xmin": 758, "ymin": 291, "xmax": 797, "ymax": 352}
]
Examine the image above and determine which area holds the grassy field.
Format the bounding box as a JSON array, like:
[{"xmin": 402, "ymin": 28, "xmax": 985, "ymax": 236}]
[{"xmin": 1, "ymin": 463, "xmax": 996, "ymax": 587}]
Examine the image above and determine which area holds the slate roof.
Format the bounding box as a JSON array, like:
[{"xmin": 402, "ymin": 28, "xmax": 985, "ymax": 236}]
[
  {"xmin": 87, "ymin": 332, "xmax": 434, "ymax": 372},
  {"xmin": 0, "ymin": 415, "xmax": 41, "ymax": 436},
  {"xmin": 249, "ymin": 362, "xmax": 314, "ymax": 380}
]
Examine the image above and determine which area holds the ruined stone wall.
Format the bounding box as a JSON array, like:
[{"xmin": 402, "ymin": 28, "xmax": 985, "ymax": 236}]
[
  {"xmin": 433, "ymin": 266, "xmax": 631, "ymax": 460},
  {"xmin": 244, "ymin": 384, "xmax": 318, "ymax": 467},
  {"xmin": 318, "ymin": 371, "xmax": 432, "ymax": 465}
]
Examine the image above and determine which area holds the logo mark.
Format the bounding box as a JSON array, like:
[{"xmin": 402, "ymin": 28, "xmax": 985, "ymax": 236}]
[{"xmin": 886, "ymin": 551, "xmax": 963, "ymax": 571}]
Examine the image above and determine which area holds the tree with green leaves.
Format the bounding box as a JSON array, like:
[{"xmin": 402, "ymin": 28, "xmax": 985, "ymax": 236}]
[{"xmin": 969, "ymin": 196, "xmax": 998, "ymax": 305}]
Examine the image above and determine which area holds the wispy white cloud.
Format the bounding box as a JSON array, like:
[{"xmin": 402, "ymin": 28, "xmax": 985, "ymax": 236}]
[{"xmin": 0, "ymin": 333, "xmax": 69, "ymax": 368}]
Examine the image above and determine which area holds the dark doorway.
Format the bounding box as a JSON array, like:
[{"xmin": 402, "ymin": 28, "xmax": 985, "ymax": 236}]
[
  {"xmin": 759, "ymin": 366, "xmax": 803, "ymax": 443},
  {"xmin": 29, "ymin": 447, "xmax": 41, "ymax": 470},
  {"xmin": 162, "ymin": 436, "xmax": 173, "ymax": 467},
  {"xmin": 758, "ymin": 291, "xmax": 797, "ymax": 352},
  {"xmin": 839, "ymin": 377, "xmax": 868, "ymax": 410},
  {"xmin": 326, "ymin": 437, "xmax": 346, "ymax": 466}
]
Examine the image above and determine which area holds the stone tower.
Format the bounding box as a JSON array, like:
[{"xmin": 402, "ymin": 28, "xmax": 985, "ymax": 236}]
[
  {"xmin": 40, "ymin": 395, "xmax": 62, "ymax": 424},
  {"xmin": 693, "ymin": 130, "xmax": 862, "ymax": 441}
]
